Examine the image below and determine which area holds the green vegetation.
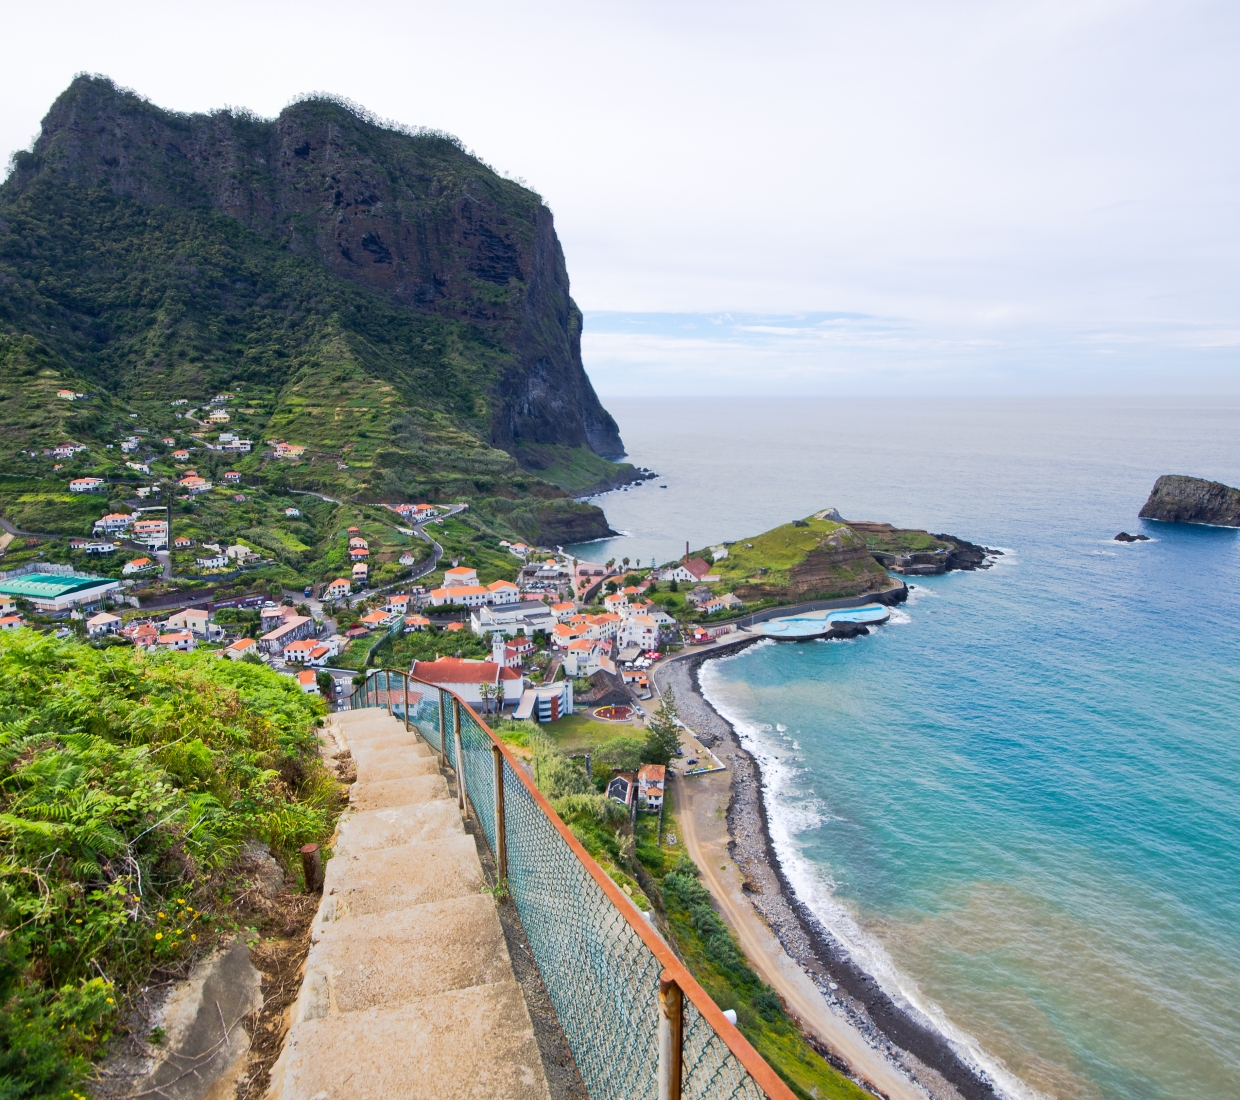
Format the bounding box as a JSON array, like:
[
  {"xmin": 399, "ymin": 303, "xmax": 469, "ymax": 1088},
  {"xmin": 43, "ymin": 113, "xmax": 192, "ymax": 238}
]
[
  {"xmin": 639, "ymin": 832, "xmax": 872, "ymax": 1100},
  {"xmin": 517, "ymin": 690, "xmax": 872, "ymax": 1099},
  {"xmin": 0, "ymin": 630, "xmax": 339, "ymax": 1098},
  {"xmin": 675, "ymin": 512, "xmax": 897, "ymax": 611},
  {"xmin": 0, "ymin": 76, "xmax": 632, "ymax": 574}
]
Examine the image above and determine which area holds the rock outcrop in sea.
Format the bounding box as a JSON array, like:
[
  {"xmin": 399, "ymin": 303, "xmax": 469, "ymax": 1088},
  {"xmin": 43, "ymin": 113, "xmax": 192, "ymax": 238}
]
[{"xmin": 1138, "ymin": 475, "xmax": 1240, "ymax": 527}]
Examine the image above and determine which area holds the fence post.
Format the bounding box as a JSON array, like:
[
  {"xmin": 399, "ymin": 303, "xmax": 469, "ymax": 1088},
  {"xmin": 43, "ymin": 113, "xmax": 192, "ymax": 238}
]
[
  {"xmin": 658, "ymin": 972, "xmax": 683, "ymax": 1100},
  {"xmin": 403, "ymin": 673, "xmax": 410, "ymax": 731},
  {"xmin": 437, "ymin": 690, "xmax": 447, "ymax": 762},
  {"xmin": 453, "ymin": 696, "xmax": 467, "ymax": 819},
  {"xmin": 492, "ymin": 744, "xmax": 507, "ymax": 881},
  {"xmin": 384, "ymin": 669, "xmax": 393, "ymax": 717}
]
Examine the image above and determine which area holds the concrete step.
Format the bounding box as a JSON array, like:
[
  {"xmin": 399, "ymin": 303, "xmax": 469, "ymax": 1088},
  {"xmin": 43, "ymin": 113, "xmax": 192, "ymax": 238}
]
[
  {"xmin": 298, "ymin": 894, "xmax": 512, "ymax": 1018},
  {"xmin": 333, "ymin": 801, "xmax": 464, "ymax": 858},
  {"xmin": 349, "ymin": 774, "xmax": 452, "ymax": 813},
  {"xmin": 348, "ymin": 732, "xmax": 434, "ymax": 756},
  {"xmin": 319, "ymin": 834, "xmax": 483, "ymax": 920},
  {"xmin": 352, "ymin": 751, "xmax": 441, "ymax": 785},
  {"xmin": 270, "ymin": 981, "xmax": 550, "ymax": 1100},
  {"xmin": 351, "ymin": 752, "xmax": 441, "ymax": 787}
]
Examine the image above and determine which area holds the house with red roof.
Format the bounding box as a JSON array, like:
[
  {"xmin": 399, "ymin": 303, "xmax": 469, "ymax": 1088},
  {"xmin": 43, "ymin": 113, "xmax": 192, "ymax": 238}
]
[{"xmin": 409, "ymin": 656, "xmax": 522, "ymax": 710}]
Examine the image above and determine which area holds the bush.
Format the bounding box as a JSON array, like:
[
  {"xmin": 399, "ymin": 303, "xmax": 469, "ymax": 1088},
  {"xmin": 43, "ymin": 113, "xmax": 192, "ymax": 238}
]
[{"xmin": 0, "ymin": 630, "xmax": 335, "ymax": 1096}]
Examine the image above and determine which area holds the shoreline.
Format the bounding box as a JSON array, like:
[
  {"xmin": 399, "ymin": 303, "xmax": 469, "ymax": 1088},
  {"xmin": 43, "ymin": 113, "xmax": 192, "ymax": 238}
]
[{"xmin": 655, "ymin": 634, "xmax": 1000, "ymax": 1100}]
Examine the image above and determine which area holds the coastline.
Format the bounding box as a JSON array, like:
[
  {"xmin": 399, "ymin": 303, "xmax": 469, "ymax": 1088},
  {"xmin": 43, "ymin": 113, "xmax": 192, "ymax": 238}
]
[{"xmin": 654, "ymin": 634, "xmax": 1000, "ymax": 1100}]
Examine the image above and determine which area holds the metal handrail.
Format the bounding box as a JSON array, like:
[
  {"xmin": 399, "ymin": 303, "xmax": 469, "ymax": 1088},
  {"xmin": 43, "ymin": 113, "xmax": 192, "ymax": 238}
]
[{"xmin": 346, "ymin": 666, "xmax": 796, "ymax": 1100}]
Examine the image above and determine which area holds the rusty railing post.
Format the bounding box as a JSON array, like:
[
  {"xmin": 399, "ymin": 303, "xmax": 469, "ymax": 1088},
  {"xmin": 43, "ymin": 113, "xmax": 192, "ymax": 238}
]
[
  {"xmin": 402, "ymin": 672, "xmax": 410, "ymax": 730},
  {"xmin": 492, "ymin": 744, "xmax": 507, "ymax": 881},
  {"xmin": 385, "ymin": 669, "xmax": 394, "ymax": 716},
  {"xmin": 437, "ymin": 689, "xmax": 447, "ymax": 762},
  {"xmin": 453, "ymin": 696, "xmax": 467, "ymax": 819},
  {"xmin": 658, "ymin": 971, "xmax": 683, "ymax": 1100}
]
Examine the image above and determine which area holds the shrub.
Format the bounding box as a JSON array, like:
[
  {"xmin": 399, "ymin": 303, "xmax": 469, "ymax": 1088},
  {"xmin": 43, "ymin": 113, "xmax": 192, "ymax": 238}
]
[{"xmin": 0, "ymin": 630, "xmax": 334, "ymax": 1097}]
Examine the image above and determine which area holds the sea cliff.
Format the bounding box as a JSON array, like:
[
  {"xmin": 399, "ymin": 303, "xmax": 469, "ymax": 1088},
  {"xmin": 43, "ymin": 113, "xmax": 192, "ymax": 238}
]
[{"xmin": 1138, "ymin": 474, "xmax": 1240, "ymax": 527}]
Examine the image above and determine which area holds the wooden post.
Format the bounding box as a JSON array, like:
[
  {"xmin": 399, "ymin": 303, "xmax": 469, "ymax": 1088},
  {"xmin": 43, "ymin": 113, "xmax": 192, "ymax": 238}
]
[
  {"xmin": 300, "ymin": 843, "xmax": 322, "ymax": 893},
  {"xmin": 403, "ymin": 673, "xmax": 410, "ymax": 731},
  {"xmin": 658, "ymin": 971, "xmax": 683, "ymax": 1100},
  {"xmin": 453, "ymin": 697, "xmax": 467, "ymax": 819},
  {"xmin": 384, "ymin": 669, "xmax": 393, "ymax": 716},
  {"xmin": 492, "ymin": 744, "xmax": 507, "ymax": 881}
]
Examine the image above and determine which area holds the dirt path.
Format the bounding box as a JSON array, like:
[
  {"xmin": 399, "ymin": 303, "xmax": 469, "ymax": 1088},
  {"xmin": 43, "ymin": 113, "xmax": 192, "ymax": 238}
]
[{"xmin": 672, "ymin": 770, "xmax": 926, "ymax": 1100}]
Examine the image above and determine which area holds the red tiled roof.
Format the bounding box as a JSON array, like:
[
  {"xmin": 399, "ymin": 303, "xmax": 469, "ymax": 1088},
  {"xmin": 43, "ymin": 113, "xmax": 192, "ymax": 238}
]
[{"xmin": 412, "ymin": 658, "xmax": 520, "ymax": 683}]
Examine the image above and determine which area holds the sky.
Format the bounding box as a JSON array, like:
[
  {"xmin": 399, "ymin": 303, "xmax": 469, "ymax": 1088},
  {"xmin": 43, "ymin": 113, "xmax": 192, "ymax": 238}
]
[{"xmin": 2, "ymin": 1, "xmax": 1238, "ymax": 395}]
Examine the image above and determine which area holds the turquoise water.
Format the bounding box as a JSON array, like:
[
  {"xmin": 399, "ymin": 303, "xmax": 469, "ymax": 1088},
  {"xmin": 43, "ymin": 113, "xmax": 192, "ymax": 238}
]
[{"xmin": 568, "ymin": 398, "xmax": 1240, "ymax": 1100}]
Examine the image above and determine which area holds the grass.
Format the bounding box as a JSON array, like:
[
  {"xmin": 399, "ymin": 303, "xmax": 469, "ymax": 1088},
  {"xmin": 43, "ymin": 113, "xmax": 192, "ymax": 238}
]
[
  {"xmin": 0, "ymin": 629, "xmax": 341, "ymax": 1099},
  {"xmin": 536, "ymin": 712, "xmax": 645, "ymax": 753},
  {"xmin": 636, "ymin": 811, "xmax": 875, "ymax": 1100},
  {"xmin": 516, "ymin": 724, "xmax": 877, "ymax": 1099}
]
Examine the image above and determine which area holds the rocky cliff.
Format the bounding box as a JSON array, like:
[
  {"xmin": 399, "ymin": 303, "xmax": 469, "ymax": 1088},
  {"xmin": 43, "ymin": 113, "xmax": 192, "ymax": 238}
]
[
  {"xmin": 1138, "ymin": 475, "xmax": 1240, "ymax": 527},
  {"xmin": 4, "ymin": 75, "xmax": 623, "ymax": 461}
]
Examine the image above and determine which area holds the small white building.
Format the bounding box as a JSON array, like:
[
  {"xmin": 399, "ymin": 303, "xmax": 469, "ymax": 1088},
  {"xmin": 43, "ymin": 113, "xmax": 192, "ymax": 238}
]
[
  {"xmin": 86, "ymin": 612, "xmax": 122, "ymax": 637},
  {"xmin": 637, "ymin": 764, "xmax": 666, "ymax": 810},
  {"xmin": 512, "ymin": 679, "xmax": 574, "ymax": 723}
]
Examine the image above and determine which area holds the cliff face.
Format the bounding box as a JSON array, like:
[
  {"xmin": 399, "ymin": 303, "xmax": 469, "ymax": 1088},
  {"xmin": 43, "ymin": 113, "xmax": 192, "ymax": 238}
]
[
  {"xmin": 1139, "ymin": 475, "xmax": 1240, "ymax": 527},
  {"xmin": 5, "ymin": 76, "xmax": 623, "ymax": 460}
]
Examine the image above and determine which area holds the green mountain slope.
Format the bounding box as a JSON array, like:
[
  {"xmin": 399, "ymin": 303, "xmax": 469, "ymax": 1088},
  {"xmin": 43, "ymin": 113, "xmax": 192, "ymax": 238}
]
[{"xmin": 0, "ymin": 76, "xmax": 633, "ymax": 560}]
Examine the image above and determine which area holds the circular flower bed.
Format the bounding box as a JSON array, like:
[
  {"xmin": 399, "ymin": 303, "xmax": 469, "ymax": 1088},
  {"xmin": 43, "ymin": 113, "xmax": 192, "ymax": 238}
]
[{"xmin": 592, "ymin": 704, "xmax": 633, "ymax": 722}]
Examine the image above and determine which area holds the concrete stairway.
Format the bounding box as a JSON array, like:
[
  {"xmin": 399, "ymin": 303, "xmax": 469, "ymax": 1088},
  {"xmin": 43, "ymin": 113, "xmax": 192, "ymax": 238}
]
[{"xmin": 267, "ymin": 709, "xmax": 551, "ymax": 1100}]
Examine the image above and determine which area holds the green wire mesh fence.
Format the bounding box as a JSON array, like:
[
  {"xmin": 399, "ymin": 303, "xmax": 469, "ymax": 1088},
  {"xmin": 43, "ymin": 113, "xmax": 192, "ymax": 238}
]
[{"xmin": 346, "ymin": 668, "xmax": 790, "ymax": 1100}]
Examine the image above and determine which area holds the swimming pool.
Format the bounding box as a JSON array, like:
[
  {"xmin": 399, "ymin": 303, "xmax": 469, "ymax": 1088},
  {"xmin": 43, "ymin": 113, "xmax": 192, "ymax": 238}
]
[{"xmin": 756, "ymin": 604, "xmax": 890, "ymax": 639}]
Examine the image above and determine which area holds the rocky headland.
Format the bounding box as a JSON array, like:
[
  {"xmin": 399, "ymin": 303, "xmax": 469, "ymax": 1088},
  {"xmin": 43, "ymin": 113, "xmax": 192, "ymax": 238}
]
[{"xmin": 1138, "ymin": 475, "xmax": 1240, "ymax": 527}]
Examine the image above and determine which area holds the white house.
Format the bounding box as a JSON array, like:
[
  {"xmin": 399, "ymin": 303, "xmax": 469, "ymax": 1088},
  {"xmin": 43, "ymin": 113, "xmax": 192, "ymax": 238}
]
[
  {"xmin": 123, "ymin": 557, "xmax": 158, "ymax": 576},
  {"xmin": 442, "ymin": 565, "xmax": 478, "ymax": 588},
  {"xmin": 619, "ymin": 615, "xmax": 660, "ymax": 651},
  {"xmin": 512, "ymin": 679, "xmax": 574, "ymax": 723},
  {"xmin": 324, "ymin": 578, "xmax": 352, "ymax": 600},
  {"xmin": 427, "ymin": 584, "xmax": 487, "ymax": 608},
  {"xmin": 157, "ymin": 630, "xmax": 196, "ymax": 652},
  {"xmin": 637, "ymin": 764, "xmax": 666, "ymax": 810},
  {"xmin": 486, "ymin": 579, "xmax": 520, "ymax": 605},
  {"xmin": 69, "ymin": 478, "xmax": 105, "ymax": 493},
  {"xmin": 196, "ymin": 554, "xmax": 227, "ymax": 569},
  {"xmin": 408, "ymin": 657, "xmax": 522, "ymax": 710},
  {"xmin": 223, "ymin": 637, "xmax": 259, "ymax": 661},
  {"xmin": 165, "ymin": 608, "xmax": 223, "ymax": 640},
  {"xmin": 562, "ymin": 639, "xmax": 603, "ymax": 677},
  {"xmin": 94, "ymin": 513, "xmax": 134, "ymax": 535},
  {"xmin": 86, "ymin": 612, "xmax": 122, "ymax": 637}
]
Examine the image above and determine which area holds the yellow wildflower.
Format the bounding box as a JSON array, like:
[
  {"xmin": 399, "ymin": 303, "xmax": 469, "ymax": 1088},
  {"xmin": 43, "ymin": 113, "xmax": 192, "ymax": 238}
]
[{"xmin": 155, "ymin": 932, "xmax": 163, "ymax": 940}]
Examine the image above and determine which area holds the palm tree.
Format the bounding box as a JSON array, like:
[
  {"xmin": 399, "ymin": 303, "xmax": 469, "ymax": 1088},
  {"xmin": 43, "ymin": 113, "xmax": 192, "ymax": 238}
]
[
  {"xmin": 478, "ymin": 681, "xmax": 495, "ymax": 716},
  {"xmin": 622, "ymin": 557, "xmax": 630, "ymax": 571}
]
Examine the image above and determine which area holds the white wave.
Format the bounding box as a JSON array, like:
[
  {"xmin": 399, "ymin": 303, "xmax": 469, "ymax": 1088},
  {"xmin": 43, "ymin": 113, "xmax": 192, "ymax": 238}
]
[
  {"xmin": 776, "ymin": 723, "xmax": 788, "ymax": 732},
  {"xmin": 698, "ymin": 662, "xmax": 1051, "ymax": 1100},
  {"xmin": 886, "ymin": 607, "xmax": 913, "ymax": 626}
]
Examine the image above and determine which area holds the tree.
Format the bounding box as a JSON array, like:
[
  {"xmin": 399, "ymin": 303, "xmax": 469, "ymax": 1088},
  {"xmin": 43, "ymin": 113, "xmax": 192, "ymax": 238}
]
[
  {"xmin": 642, "ymin": 688, "xmax": 682, "ymax": 765},
  {"xmin": 605, "ymin": 580, "xmax": 619, "ymax": 595},
  {"xmin": 478, "ymin": 681, "xmax": 496, "ymax": 716},
  {"xmin": 316, "ymin": 671, "xmax": 334, "ymax": 697},
  {"xmin": 622, "ymin": 557, "xmax": 630, "ymax": 570},
  {"xmin": 605, "ymin": 558, "xmax": 615, "ymax": 571}
]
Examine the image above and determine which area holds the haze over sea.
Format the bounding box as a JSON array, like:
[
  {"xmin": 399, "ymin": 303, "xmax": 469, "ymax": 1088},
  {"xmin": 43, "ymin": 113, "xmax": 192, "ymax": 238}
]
[{"xmin": 566, "ymin": 397, "xmax": 1240, "ymax": 1100}]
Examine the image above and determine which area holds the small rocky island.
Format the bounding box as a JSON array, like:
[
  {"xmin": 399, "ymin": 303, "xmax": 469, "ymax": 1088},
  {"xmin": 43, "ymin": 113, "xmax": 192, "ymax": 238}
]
[{"xmin": 1138, "ymin": 475, "xmax": 1240, "ymax": 527}]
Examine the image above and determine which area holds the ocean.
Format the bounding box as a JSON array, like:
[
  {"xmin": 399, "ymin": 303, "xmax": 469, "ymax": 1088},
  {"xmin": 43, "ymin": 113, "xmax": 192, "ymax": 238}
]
[{"xmin": 565, "ymin": 397, "xmax": 1240, "ymax": 1100}]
